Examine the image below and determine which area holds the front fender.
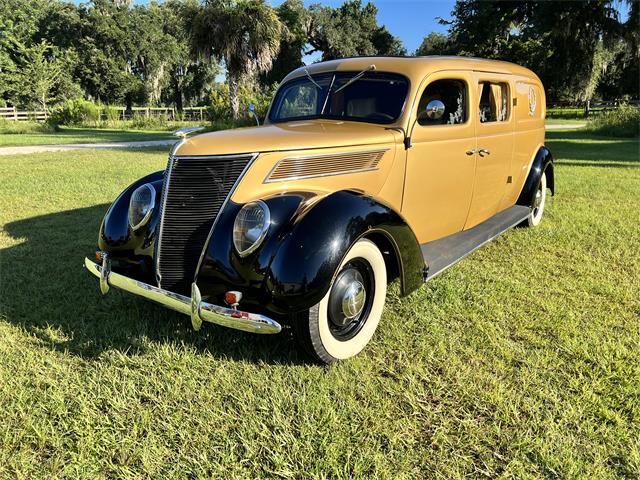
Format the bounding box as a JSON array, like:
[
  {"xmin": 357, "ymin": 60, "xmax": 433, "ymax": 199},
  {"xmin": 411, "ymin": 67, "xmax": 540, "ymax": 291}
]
[
  {"xmin": 265, "ymin": 190, "xmax": 424, "ymax": 314},
  {"xmin": 517, "ymin": 146, "xmax": 554, "ymax": 207},
  {"xmin": 98, "ymin": 170, "xmax": 164, "ymax": 257}
]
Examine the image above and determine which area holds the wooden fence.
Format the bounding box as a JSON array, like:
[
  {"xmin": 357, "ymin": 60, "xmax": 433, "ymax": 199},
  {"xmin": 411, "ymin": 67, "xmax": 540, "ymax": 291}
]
[
  {"xmin": 0, "ymin": 106, "xmax": 48, "ymax": 121},
  {"xmin": 0, "ymin": 106, "xmax": 210, "ymax": 122}
]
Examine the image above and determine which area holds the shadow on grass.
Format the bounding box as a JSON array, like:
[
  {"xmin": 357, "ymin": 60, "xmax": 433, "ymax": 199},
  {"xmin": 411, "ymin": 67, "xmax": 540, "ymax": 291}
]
[{"xmin": 1, "ymin": 204, "xmax": 306, "ymax": 365}]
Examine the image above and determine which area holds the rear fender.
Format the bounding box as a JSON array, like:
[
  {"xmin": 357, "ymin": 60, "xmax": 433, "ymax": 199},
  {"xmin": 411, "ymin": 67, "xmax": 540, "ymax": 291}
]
[{"xmin": 517, "ymin": 146, "xmax": 554, "ymax": 207}]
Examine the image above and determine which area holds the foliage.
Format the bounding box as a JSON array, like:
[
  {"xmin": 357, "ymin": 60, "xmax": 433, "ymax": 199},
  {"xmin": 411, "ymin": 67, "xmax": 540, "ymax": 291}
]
[
  {"xmin": 441, "ymin": 0, "xmax": 636, "ymax": 103},
  {"xmin": 415, "ymin": 32, "xmax": 455, "ymax": 56},
  {"xmin": 587, "ymin": 104, "xmax": 640, "ymax": 138},
  {"xmin": 210, "ymin": 81, "xmax": 277, "ymax": 122},
  {"xmin": 191, "ymin": 0, "xmax": 283, "ymax": 119},
  {"xmin": 0, "ymin": 133, "xmax": 639, "ymax": 476},
  {"xmin": 307, "ymin": 0, "xmax": 406, "ymax": 60},
  {"xmin": 0, "ymin": 119, "xmax": 55, "ymax": 135},
  {"xmin": 260, "ymin": 0, "xmax": 308, "ymax": 86},
  {"xmin": 49, "ymin": 99, "xmax": 102, "ymax": 126}
]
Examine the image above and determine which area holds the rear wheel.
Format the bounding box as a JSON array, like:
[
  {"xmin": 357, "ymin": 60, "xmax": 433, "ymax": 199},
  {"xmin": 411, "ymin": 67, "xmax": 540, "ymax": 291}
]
[
  {"xmin": 524, "ymin": 173, "xmax": 547, "ymax": 227},
  {"xmin": 292, "ymin": 238, "xmax": 387, "ymax": 364}
]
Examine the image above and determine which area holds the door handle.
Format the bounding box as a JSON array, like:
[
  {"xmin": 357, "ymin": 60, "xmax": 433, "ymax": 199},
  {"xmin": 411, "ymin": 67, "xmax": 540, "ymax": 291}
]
[
  {"xmin": 478, "ymin": 149, "xmax": 491, "ymax": 157},
  {"xmin": 466, "ymin": 149, "xmax": 477, "ymax": 156}
]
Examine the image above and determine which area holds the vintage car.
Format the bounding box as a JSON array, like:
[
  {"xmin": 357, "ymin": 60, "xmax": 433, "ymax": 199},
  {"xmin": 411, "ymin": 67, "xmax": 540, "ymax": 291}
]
[{"xmin": 85, "ymin": 56, "xmax": 554, "ymax": 363}]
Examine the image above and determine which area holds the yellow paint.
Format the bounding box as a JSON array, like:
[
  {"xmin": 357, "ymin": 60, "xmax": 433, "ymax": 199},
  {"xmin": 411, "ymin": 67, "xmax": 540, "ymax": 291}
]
[{"xmin": 175, "ymin": 56, "xmax": 545, "ymax": 244}]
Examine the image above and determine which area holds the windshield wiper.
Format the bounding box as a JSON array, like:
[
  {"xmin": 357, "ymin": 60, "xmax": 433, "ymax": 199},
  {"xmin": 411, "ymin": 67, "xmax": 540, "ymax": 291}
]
[
  {"xmin": 304, "ymin": 68, "xmax": 322, "ymax": 89},
  {"xmin": 333, "ymin": 64, "xmax": 376, "ymax": 94}
]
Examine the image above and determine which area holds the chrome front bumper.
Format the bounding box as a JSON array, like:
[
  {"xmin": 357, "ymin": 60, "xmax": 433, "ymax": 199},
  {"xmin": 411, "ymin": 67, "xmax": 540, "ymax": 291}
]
[{"xmin": 84, "ymin": 256, "xmax": 281, "ymax": 334}]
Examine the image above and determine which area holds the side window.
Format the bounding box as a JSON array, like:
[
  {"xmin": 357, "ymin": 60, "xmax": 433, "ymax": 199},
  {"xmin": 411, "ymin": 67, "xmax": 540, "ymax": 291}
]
[
  {"xmin": 417, "ymin": 79, "xmax": 467, "ymax": 126},
  {"xmin": 478, "ymin": 81, "xmax": 509, "ymax": 123}
]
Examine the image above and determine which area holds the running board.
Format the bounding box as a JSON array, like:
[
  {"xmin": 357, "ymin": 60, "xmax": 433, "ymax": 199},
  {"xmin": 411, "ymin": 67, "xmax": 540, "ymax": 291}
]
[{"xmin": 421, "ymin": 205, "xmax": 531, "ymax": 281}]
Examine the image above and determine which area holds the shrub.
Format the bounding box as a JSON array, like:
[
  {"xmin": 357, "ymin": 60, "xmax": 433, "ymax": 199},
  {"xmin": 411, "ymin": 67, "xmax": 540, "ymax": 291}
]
[
  {"xmin": 0, "ymin": 118, "xmax": 55, "ymax": 134},
  {"xmin": 50, "ymin": 99, "xmax": 101, "ymax": 126},
  {"xmin": 103, "ymin": 105, "xmax": 121, "ymax": 123},
  {"xmin": 587, "ymin": 104, "xmax": 640, "ymax": 138}
]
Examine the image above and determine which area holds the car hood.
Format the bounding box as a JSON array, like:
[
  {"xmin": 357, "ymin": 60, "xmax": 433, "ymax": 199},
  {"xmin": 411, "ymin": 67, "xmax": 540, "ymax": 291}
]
[{"xmin": 174, "ymin": 120, "xmax": 400, "ymax": 156}]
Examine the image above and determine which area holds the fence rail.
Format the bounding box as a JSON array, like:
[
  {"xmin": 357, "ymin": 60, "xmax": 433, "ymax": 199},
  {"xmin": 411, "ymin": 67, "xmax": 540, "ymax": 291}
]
[
  {"xmin": 0, "ymin": 106, "xmax": 210, "ymax": 122},
  {"xmin": 0, "ymin": 107, "xmax": 48, "ymax": 121}
]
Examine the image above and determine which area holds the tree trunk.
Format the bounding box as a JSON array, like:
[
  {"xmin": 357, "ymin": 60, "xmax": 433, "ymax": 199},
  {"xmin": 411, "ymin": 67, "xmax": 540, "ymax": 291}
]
[
  {"xmin": 228, "ymin": 72, "xmax": 240, "ymax": 120},
  {"xmin": 584, "ymin": 99, "xmax": 590, "ymax": 118},
  {"xmin": 174, "ymin": 80, "xmax": 183, "ymax": 113}
]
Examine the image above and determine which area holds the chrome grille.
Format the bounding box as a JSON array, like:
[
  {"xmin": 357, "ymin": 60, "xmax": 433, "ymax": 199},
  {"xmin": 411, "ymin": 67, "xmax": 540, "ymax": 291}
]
[{"xmin": 156, "ymin": 154, "xmax": 254, "ymax": 294}]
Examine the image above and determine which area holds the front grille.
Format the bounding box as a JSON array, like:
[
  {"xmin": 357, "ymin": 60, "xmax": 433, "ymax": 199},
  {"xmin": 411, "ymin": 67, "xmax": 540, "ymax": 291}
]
[{"xmin": 156, "ymin": 154, "xmax": 254, "ymax": 293}]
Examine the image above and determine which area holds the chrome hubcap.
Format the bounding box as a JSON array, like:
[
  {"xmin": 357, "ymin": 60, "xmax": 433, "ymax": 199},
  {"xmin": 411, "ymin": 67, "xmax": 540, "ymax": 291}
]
[
  {"xmin": 327, "ymin": 260, "xmax": 375, "ymax": 340},
  {"xmin": 341, "ymin": 280, "xmax": 366, "ymax": 319},
  {"xmin": 534, "ymin": 189, "xmax": 543, "ymax": 209}
]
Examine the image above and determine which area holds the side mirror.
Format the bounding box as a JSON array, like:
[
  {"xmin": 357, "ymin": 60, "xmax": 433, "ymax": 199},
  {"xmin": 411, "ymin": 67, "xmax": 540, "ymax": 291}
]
[
  {"xmin": 248, "ymin": 103, "xmax": 259, "ymax": 125},
  {"xmin": 425, "ymin": 99, "xmax": 445, "ymax": 120}
]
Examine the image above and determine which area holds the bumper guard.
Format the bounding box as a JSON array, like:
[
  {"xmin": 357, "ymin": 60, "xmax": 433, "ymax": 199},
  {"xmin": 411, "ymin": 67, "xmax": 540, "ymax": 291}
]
[{"xmin": 84, "ymin": 255, "xmax": 281, "ymax": 334}]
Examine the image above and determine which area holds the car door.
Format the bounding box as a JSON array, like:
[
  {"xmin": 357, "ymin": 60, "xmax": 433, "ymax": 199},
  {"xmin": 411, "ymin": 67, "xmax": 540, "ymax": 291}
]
[
  {"xmin": 402, "ymin": 71, "xmax": 477, "ymax": 244},
  {"xmin": 464, "ymin": 74, "xmax": 515, "ymax": 229}
]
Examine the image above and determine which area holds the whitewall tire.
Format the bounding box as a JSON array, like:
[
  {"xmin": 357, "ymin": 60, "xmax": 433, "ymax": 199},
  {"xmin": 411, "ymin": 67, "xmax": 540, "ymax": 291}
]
[
  {"xmin": 292, "ymin": 238, "xmax": 387, "ymax": 364},
  {"xmin": 526, "ymin": 173, "xmax": 547, "ymax": 227}
]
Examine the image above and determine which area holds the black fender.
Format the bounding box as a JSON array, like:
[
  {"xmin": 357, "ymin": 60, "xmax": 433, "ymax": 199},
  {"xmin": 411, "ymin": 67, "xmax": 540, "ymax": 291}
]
[
  {"xmin": 98, "ymin": 170, "xmax": 164, "ymax": 278},
  {"xmin": 517, "ymin": 146, "xmax": 554, "ymax": 207},
  {"xmin": 196, "ymin": 190, "xmax": 424, "ymax": 316},
  {"xmin": 265, "ymin": 190, "xmax": 424, "ymax": 314}
]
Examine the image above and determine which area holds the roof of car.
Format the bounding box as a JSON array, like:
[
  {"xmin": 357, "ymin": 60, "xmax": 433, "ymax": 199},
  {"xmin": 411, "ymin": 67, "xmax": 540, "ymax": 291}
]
[{"xmin": 282, "ymin": 56, "xmax": 541, "ymax": 85}]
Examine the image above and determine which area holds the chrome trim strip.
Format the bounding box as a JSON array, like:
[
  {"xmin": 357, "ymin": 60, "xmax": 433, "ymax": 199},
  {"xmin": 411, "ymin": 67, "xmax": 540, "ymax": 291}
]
[
  {"xmin": 85, "ymin": 257, "xmax": 281, "ymax": 334},
  {"xmin": 263, "ymin": 148, "xmax": 389, "ymax": 184},
  {"xmin": 154, "ymin": 156, "xmax": 175, "ymax": 286},
  {"xmin": 192, "ymin": 153, "xmax": 259, "ymax": 280}
]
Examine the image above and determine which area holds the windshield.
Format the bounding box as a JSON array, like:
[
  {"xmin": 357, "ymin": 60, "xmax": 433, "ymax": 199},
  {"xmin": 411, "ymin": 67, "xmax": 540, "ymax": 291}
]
[{"xmin": 268, "ymin": 71, "xmax": 409, "ymax": 125}]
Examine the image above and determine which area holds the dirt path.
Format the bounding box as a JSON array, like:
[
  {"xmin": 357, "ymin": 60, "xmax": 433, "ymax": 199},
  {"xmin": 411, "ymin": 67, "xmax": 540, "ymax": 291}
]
[{"xmin": 0, "ymin": 139, "xmax": 175, "ymax": 156}]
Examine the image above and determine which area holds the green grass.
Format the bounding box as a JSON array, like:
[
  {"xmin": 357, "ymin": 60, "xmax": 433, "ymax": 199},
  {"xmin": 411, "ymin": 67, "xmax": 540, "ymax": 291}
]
[
  {"xmin": 544, "ymin": 118, "xmax": 587, "ymax": 125},
  {"xmin": 0, "ymin": 135, "xmax": 639, "ymax": 478},
  {"xmin": 0, "ymin": 126, "xmax": 174, "ymax": 147}
]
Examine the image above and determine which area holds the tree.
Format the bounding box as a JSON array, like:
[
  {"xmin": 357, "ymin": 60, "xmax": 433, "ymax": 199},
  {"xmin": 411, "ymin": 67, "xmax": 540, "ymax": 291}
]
[
  {"xmin": 260, "ymin": 0, "xmax": 307, "ymax": 86},
  {"xmin": 191, "ymin": 0, "xmax": 283, "ymax": 119},
  {"xmin": 443, "ymin": 0, "xmax": 626, "ymax": 103},
  {"xmin": 162, "ymin": 0, "xmax": 219, "ymax": 111},
  {"xmin": 15, "ymin": 41, "xmax": 63, "ymax": 110},
  {"xmin": 306, "ymin": 0, "xmax": 406, "ymax": 60},
  {"xmin": 415, "ymin": 32, "xmax": 454, "ymax": 56}
]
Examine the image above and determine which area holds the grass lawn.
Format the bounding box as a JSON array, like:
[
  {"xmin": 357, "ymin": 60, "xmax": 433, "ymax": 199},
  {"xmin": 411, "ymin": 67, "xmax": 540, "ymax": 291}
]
[
  {"xmin": 0, "ymin": 127, "xmax": 174, "ymax": 147},
  {"xmin": 0, "ymin": 134, "xmax": 639, "ymax": 478},
  {"xmin": 544, "ymin": 118, "xmax": 588, "ymax": 125}
]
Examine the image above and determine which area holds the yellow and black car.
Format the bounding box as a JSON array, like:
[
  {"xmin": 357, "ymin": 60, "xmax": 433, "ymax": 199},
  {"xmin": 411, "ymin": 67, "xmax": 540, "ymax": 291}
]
[{"xmin": 85, "ymin": 56, "xmax": 554, "ymax": 363}]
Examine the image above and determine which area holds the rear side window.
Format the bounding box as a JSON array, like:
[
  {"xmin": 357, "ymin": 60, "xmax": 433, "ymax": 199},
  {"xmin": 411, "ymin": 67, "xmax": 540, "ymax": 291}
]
[
  {"xmin": 417, "ymin": 79, "xmax": 467, "ymax": 126},
  {"xmin": 478, "ymin": 81, "xmax": 509, "ymax": 123}
]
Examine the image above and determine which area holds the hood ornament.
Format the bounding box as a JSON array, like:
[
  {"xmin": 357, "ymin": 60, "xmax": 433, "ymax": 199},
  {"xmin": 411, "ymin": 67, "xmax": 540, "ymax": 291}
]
[{"xmin": 173, "ymin": 126, "xmax": 206, "ymax": 138}]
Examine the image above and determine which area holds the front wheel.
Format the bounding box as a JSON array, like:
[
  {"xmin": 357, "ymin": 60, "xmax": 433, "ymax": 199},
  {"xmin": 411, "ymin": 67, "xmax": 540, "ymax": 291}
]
[{"xmin": 292, "ymin": 238, "xmax": 387, "ymax": 364}]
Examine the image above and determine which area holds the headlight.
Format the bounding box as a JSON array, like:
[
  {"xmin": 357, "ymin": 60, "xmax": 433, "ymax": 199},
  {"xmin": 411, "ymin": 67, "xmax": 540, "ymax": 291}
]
[
  {"xmin": 233, "ymin": 200, "xmax": 270, "ymax": 257},
  {"xmin": 128, "ymin": 183, "xmax": 156, "ymax": 231}
]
